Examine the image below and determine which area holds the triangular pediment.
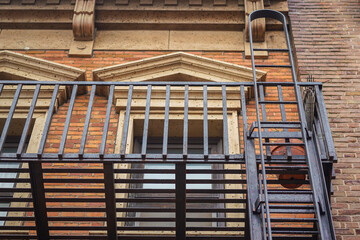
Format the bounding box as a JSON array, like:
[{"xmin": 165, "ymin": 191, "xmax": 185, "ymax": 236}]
[
  {"xmin": 93, "ymin": 52, "xmax": 266, "ymax": 96},
  {"xmin": 0, "ymin": 50, "xmax": 86, "ymax": 82},
  {"xmin": 0, "ymin": 51, "xmax": 87, "ymax": 108},
  {"xmin": 93, "ymin": 52, "xmax": 266, "ymax": 83}
]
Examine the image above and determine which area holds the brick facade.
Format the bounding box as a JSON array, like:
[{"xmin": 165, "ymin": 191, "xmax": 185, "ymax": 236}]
[
  {"xmin": 0, "ymin": 0, "xmax": 352, "ymax": 237},
  {"xmin": 14, "ymin": 50, "xmax": 298, "ymax": 236},
  {"xmin": 288, "ymin": 0, "xmax": 360, "ymax": 239}
]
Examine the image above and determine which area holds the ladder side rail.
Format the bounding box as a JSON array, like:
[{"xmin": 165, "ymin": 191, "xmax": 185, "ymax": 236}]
[
  {"xmin": 248, "ymin": 11, "xmax": 273, "ymax": 240},
  {"xmin": 309, "ymin": 123, "xmax": 337, "ymax": 233},
  {"xmin": 241, "ymin": 85, "xmax": 263, "ymax": 240}
]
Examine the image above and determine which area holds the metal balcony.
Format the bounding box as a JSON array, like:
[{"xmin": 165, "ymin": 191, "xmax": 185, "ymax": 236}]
[{"xmin": 0, "ymin": 80, "xmax": 335, "ymax": 239}]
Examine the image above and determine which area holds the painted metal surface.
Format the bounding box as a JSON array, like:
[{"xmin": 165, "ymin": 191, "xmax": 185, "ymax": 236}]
[
  {"xmin": 0, "ymin": 75, "xmax": 335, "ymax": 239},
  {"xmin": 248, "ymin": 9, "xmax": 336, "ymax": 240}
]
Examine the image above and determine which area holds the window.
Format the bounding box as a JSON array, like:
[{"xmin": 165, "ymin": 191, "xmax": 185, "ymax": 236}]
[
  {"xmin": 126, "ymin": 137, "xmax": 224, "ymax": 228},
  {"xmin": 0, "ymin": 120, "xmax": 31, "ymax": 226},
  {"xmin": 111, "ymin": 83, "xmax": 244, "ymax": 235}
]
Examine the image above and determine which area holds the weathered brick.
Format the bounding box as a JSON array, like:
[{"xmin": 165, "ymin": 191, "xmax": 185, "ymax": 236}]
[{"xmin": 289, "ymin": 0, "xmax": 360, "ymax": 239}]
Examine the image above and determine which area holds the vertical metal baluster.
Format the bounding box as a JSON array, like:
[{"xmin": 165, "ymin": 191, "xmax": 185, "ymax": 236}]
[
  {"xmin": 0, "ymin": 84, "xmax": 22, "ymax": 152},
  {"xmin": 120, "ymin": 85, "xmax": 133, "ymax": 158},
  {"xmin": 17, "ymin": 84, "xmax": 41, "ymax": 158},
  {"xmin": 141, "ymin": 85, "xmax": 152, "ymax": 159},
  {"xmin": 162, "ymin": 85, "xmax": 170, "ymax": 159},
  {"xmin": 258, "ymin": 173, "xmax": 267, "ymax": 240},
  {"xmin": 38, "ymin": 85, "xmax": 59, "ymax": 158},
  {"xmin": 100, "ymin": 85, "xmax": 115, "ymax": 158},
  {"xmin": 79, "ymin": 85, "xmax": 96, "ymax": 158},
  {"xmin": 176, "ymin": 162, "xmax": 186, "ymax": 240},
  {"xmin": 222, "ymin": 85, "xmax": 229, "ymax": 159},
  {"xmin": 203, "ymin": 85, "xmax": 208, "ymax": 159},
  {"xmin": 315, "ymin": 85, "xmax": 336, "ymax": 161},
  {"xmin": 58, "ymin": 85, "xmax": 78, "ymax": 158},
  {"xmin": 241, "ymin": 86, "xmax": 248, "ymax": 153},
  {"xmin": 277, "ymin": 85, "xmax": 292, "ymax": 159},
  {"xmin": 103, "ymin": 162, "xmax": 118, "ymax": 240},
  {"xmin": 29, "ymin": 162, "xmax": 49, "ymax": 240},
  {"xmin": 183, "ymin": 85, "xmax": 189, "ymax": 159},
  {"xmin": 259, "ymin": 85, "xmax": 271, "ymax": 159}
]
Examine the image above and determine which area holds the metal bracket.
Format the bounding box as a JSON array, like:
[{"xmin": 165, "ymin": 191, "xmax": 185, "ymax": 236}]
[
  {"xmin": 253, "ymin": 194, "xmax": 265, "ymax": 213},
  {"xmin": 318, "ymin": 200, "xmax": 325, "ymax": 215},
  {"xmin": 305, "ymin": 127, "xmax": 312, "ymax": 140}
]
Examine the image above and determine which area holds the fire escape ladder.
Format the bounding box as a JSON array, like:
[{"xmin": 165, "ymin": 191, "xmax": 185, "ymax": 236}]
[{"xmin": 246, "ymin": 9, "xmax": 336, "ymax": 240}]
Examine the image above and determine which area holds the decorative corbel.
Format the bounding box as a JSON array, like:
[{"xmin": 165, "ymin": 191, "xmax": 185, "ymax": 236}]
[
  {"xmin": 69, "ymin": 0, "xmax": 96, "ymax": 57},
  {"xmin": 244, "ymin": 0, "xmax": 268, "ymax": 58}
]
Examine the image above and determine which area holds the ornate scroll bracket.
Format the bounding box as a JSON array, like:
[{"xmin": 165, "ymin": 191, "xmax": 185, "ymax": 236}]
[
  {"xmin": 69, "ymin": 0, "xmax": 96, "ymax": 57},
  {"xmin": 244, "ymin": 0, "xmax": 268, "ymax": 58}
]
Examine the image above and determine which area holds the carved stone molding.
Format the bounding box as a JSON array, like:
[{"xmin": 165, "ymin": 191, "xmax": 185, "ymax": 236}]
[
  {"xmin": 93, "ymin": 51, "xmax": 267, "ymax": 98},
  {"xmin": 0, "ymin": 50, "xmax": 86, "ymax": 82},
  {"xmin": 0, "ymin": 50, "xmax": 86, "ymax": 108},
  {"xmin": 73, "ymin": 0, "xmax": 96, "ymax": 41},
  {"xmin": 0, "ymin": 50, "xmax": 85, "ymax": 82},
  {"xmin": 70, "ymin": 0, "xmax": 96, "ymax": 57},
  {"xmin": 93, "ymin": 52, "xmax": 266, "ymax": 83},
  {"xmin": 244, "ymin": 0, "xmax": 268, "ymax": 58},
  {"xmin": 245, "ymin": 0, "xmax": 265, "ymax": 42}
]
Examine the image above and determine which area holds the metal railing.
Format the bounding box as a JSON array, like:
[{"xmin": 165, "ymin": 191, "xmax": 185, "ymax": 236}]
[{"xmin": 0, "ymin": 80, "xmax": 335, "ymax": 240}]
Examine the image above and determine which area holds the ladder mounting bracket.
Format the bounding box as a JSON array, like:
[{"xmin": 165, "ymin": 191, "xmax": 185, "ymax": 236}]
[
  {"xmin": 253, "ymin": 194, "xmax": 265, "ymax": 213},
  {"xmin": 318, "ymin": 200, "xmax": 325, "ymax": 215}
]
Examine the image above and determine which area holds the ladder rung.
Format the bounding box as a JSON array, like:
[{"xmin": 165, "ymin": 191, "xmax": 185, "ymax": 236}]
[
  {"xmin": 250, "ymin": 131, "xmax": 302, "ymax": 139},
  {"xmin": 268, "ymin": 190, "xmax": 312, "ymax": 194},
  {"xmin": 271, "ymin": 218, "xmax": 317, "ymax": 222},
  {"xmin": 267, "ymin": 179, "xmax": 309, "ymax": 185},
  {"xmin": 270, "ymin": 209, "xmax": 315, "ymax": 214},
  {"xmin": 265, "ymin": 166, "xmax": 308, "ymax": 174},
  {"xmin": 249, "ymin": 122, "xmax": 302, "ymax": 136},
  {"xmin": 262, "ymin": 142, "xmax": 305, "ymax": 146},
  {"xmin": 269, "ymin": 205, "xmax": 315, "ymax": 214},
  {"xmin": 257, "ymin": 82, "xmax": 296, "ymax": 86},
  {"xmin": 263, "ymin": 160, "xmax": 308, "ymax": 165},
  {"xmin": 273, "ymin": 237, "xmax": 318, "ymax": 240},
  {"xmin": 268, "ymin": 193, "xmax": 313, "ymax": 203},
  {"xmin": 253, "ymin": 48, "xmax": 289, "ymax": 52},
  {"xmin": 261, "ymin": 121, "xmax": 301, "ymax": 124},
  {"xmin": 254, "ymin": 194, "xmax": 314, "ymax": 213},
  {"xmin": 259, "ymin": 100, "xmax": 298, "ymax": 104},
  {"xmin": 255, "ymin": 64, "xmax": 292, "ymax": 68},
  {"xmin": 265, "ymin": 170, "xmax": 308, "ymax": 175},
  {"xmin": 266, "ymin": 166, "xmax": 308, "ymax": 170},
  {"xmin": 271, "ymin": 228, "xmax": 318, "ymax": 234}
]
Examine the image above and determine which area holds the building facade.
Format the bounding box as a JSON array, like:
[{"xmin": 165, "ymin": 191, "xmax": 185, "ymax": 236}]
[{"xmin": 0, "ymin": 0, "xmax": 357, "ymax": 239}]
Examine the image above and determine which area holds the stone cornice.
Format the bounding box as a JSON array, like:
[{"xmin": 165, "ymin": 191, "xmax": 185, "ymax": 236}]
[{"xmin": 0, "ymin": 1, "xmax": 288, "ymax": 31}]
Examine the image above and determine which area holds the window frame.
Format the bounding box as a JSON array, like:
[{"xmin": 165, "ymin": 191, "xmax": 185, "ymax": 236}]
[
  {"xmin": 113, "ymin": 109, "xmax": 243, "ymax": 235},
  {"xmin": 125, "ymin": 137, "xmax": 225, "ymax": 228}
]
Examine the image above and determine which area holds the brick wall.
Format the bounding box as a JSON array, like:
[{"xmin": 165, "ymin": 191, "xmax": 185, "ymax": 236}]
[
  {"xmin": 16, "ymin": 50, "xmax": 299, "ymax": 236},
  {"xmin": 288, "ymin": 0, "xmax": 360, "ymax": 239}
]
